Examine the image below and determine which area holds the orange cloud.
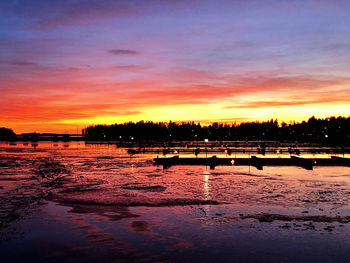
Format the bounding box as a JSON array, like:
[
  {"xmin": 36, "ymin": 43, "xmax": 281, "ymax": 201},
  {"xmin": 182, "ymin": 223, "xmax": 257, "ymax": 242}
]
[{"xmin": 1, "ymin": 70, "xmax": 350, "ymax": 133}]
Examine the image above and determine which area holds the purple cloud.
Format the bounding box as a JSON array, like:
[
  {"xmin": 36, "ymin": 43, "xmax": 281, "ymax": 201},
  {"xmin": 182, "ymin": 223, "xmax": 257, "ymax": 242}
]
[{"xmin": 108, "ymin": 49, "xmax": 140, "ymax": 55}]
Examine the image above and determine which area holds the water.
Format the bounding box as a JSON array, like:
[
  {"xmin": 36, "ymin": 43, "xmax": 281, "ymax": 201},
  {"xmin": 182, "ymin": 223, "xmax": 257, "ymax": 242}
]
[{"xmin": 1, "ymin": 142, "xmax": 350, "ymax": 262}]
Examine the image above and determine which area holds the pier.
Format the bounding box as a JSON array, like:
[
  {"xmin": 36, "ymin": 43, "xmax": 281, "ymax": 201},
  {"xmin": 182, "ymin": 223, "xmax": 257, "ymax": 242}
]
[
  {"xmin": 154, "ymin": 156, "xmax": 350, "ymax": 170},
  {"xmin": 128, "ymin": 147, "xmax": 350, "ymax": 156}
]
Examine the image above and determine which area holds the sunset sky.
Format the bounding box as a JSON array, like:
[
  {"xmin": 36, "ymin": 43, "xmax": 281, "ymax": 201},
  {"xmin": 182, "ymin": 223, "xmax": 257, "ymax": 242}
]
[{"xmin": 1, "ymin": 0, "xmax": 350, "ymax": 133}]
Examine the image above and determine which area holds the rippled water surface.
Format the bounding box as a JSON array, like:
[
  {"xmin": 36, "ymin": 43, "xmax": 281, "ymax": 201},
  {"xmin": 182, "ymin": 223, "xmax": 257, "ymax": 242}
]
[{"xmin": 1, "ymin": 142, "xmax": 350, "ymax": 262}]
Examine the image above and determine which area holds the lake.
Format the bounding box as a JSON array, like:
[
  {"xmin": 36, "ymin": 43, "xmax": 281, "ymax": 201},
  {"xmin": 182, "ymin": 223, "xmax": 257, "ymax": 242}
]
[{"xmin": 1, "ymin": 142, "xmax": 350, "ymax": 262}]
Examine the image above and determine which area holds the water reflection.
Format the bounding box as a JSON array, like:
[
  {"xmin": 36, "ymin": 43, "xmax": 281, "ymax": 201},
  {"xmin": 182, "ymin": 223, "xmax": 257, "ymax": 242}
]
[
  {"xmin": 203, "ymin": 168, "xmax": 210, "ymax": 200},
  {"xmin": 1, "ymin": 142, "xmax": 350, "ymax": 262}
]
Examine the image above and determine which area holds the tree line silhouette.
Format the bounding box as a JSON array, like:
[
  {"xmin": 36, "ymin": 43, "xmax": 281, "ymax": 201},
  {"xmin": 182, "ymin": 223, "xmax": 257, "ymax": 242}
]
[
  {"xmin": 0, "ymin": 127, "xmax": 16, "ymax": 140},
  {"xmin": 83, "ymin": 116, "xmax": 350, "ymax": 145}
]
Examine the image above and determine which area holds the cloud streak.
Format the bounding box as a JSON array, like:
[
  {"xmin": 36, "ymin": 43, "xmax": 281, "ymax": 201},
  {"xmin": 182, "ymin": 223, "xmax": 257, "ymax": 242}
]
[
  {"xmin": 108, "ymin": 49, "xmax": 140, "ymax": 56},
  {"xmin": 0, "ymin": 60, "xmax": 38, "ymax": 66}
]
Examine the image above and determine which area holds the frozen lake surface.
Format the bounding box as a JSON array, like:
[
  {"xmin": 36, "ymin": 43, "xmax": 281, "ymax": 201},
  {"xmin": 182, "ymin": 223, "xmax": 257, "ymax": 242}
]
[{"xmin": 1, "ymin": 142, "xmax": 350, "ymax": 262}]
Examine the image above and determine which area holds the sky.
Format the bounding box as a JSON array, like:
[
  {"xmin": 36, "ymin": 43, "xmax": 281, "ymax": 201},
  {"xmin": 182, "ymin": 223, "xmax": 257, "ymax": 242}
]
[{"xmin": 1, "ymin": 0, "xmax": 350, "ymax": 134}]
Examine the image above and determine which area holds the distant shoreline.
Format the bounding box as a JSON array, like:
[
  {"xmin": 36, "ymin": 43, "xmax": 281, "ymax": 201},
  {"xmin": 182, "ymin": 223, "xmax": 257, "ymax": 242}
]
[
  {"xmin": 1, "ymin": 139, "xmax": 349, "ymax": 149},
  {"xmin": 1, "ymin": 116, "xmax": 350, "ymax": 146}
]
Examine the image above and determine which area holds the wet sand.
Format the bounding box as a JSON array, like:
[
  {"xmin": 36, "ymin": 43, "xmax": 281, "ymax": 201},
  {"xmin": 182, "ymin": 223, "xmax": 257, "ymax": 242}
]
[{"xmin": 1, "ymin": 142, "xmax": 350, "ymax": 262}]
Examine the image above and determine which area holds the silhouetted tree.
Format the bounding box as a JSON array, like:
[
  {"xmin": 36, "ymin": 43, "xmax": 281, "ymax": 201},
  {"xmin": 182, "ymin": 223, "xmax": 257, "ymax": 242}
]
[
  {"xmin": 82, "ymin": 116, "xmax": 350, "ymax": 146},
  {"xmin": 0, "ymin": 127, "xmax": 16, "ymax": 141}
]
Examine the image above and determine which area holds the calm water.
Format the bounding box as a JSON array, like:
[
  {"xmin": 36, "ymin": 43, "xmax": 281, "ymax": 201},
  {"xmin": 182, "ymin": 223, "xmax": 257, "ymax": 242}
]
[{"xmin": 1, "ymin": 142, "xmax": 350, "ymax": 262}]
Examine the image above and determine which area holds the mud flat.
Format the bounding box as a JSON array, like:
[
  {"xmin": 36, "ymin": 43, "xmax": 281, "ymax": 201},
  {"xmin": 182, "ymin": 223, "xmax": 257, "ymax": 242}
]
[
  {"xmin": 240, "ymin": 213, "xmax": 350, "ymax": 223},
  {"xmin": 120, "ymin": 183, "xmax": 167, "ymax": 192},
  {"xmin": 56, "ymin": 196, "xmax": 222, "ymax": 207}
]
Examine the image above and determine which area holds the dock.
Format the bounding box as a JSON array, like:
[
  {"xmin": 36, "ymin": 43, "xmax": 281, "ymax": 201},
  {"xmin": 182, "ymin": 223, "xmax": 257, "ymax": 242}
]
[
  {"xmin": 154, "ymin": 156, "xmax": 350, "ymax": 170},
  {"xmin": 129, "ymin": 147, "xmax": 350, "ymax": 155}
]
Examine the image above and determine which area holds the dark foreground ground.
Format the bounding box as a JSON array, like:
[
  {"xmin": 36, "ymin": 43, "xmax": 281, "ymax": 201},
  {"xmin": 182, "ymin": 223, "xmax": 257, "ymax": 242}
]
[{"xmin": 1, "ymin": 142, "xmax": 350, "ymax": 262}]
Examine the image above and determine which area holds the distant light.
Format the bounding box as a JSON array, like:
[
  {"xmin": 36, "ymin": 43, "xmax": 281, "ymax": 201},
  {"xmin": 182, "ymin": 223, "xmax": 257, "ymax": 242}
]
[
  {"xmin": 204, "ymin": 139, "xmax": 209, "ymax": 142},
  {"xmin": 119, "ymin": 136, "xmax": 122, "ymax": 138},
  {"xmin": 325, "ymin": 135, "xmax": 328, "ymax": 138},
  {"xmin": 131, "ymin": 136, "xmax": 134, "ymax": 140}
]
